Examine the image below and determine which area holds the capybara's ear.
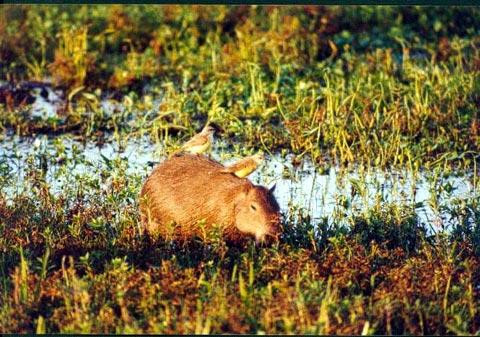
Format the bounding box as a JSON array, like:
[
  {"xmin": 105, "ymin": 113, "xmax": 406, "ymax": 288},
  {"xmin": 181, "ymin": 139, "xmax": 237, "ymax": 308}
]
[{"xmin": 269, "ymin": 183, "xmax": 276, "ymax": 193}]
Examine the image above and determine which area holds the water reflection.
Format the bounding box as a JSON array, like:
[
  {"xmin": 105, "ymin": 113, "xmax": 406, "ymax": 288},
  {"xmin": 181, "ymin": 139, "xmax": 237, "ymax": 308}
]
[{"xmin": 0, "ymin": 134, "xmax": 478, "ymax": 234}]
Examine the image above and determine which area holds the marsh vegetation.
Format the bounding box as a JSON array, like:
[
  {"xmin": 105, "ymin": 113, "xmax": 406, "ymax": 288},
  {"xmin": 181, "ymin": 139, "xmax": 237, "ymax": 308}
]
[{"xmin": 0, "ymin": 5, "xmax": 480, "ymax": 334}]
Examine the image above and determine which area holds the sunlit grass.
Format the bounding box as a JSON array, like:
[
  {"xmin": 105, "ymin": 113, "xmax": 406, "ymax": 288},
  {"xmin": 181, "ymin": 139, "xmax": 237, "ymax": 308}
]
[{"xmin": 1, "ymin": 5, "xmax": 479, "ymax": 334}]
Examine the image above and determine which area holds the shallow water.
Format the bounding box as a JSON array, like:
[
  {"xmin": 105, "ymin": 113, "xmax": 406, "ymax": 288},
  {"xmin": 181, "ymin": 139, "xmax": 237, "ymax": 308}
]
[{"xmin": 1, "ymin": 133, "xmax": 478, "ymax": 234}]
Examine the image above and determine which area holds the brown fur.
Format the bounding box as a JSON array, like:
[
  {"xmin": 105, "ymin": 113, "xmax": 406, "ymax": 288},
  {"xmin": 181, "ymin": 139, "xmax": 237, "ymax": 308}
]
[{"xmin": 139, "ymin": 154, "xmax": 281, "ymax": 244}]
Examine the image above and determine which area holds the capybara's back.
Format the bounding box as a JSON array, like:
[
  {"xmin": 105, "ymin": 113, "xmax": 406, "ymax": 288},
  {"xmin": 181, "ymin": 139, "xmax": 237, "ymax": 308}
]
[{"xmin": 139, "ymin": 154, "xmax": 281, "ymax": 243}]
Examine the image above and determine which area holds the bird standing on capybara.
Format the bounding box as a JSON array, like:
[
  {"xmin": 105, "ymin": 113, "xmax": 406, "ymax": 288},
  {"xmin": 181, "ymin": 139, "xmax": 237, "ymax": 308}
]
[
  {"xmin": 179, "ymin": 124, "xmax": 215, "ymax": 155},
  {"xmin": 220, "ymin": 152, "xmax": 265, "ymax": 178},
  {"xmin": 139, "ymin": 154, "xmax": 281, "ymax": 244}
]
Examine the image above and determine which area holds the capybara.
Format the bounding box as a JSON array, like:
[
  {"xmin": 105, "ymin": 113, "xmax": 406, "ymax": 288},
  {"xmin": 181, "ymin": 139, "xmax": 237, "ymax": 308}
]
[{"xmin": 139, "ymin": 154, "xmax": 282, "ymax": 244}]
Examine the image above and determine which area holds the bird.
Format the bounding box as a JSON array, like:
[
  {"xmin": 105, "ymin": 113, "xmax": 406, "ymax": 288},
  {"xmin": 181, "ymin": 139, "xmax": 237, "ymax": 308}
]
[
  {"xmin": 220, "ymin": 152, "xmax": 265, "ymax": 178},
  {"xmin": 179, "ymin": 124, "xmax": 215, "ymax": 155}
]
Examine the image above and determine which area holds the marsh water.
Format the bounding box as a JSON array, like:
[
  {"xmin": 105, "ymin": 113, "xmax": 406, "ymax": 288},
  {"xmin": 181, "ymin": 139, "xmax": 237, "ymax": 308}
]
[
  {"xmin": 1, "ymin": 132, "xmax": 478, "ymax": 235},
  {"xmin": 1, "ymin": 88, "xmax": 478, "ymax": 234}
]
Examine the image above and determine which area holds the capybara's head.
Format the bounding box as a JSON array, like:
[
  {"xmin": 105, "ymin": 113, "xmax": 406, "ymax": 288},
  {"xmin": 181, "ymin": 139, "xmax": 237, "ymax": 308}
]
[{"xmin": 234, "ymin": 184, "xmax": 281, "ymax": 243}]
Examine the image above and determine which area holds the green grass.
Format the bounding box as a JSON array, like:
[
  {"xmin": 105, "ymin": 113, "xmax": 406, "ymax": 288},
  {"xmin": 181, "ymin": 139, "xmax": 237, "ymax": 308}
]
[
  {"xmin": 2, "ymin": 5, "xmax": 479, "ymax": 168},
  {"xmin": 1, "ymin": 5, "xmax": 480, "ymax": 334}
]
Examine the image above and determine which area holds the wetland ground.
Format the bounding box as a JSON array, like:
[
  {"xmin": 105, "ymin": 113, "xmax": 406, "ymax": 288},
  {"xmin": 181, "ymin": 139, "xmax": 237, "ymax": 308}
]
[{"xmin": 1, "ymin": 5, "xmax": 480, "ymax": 334}]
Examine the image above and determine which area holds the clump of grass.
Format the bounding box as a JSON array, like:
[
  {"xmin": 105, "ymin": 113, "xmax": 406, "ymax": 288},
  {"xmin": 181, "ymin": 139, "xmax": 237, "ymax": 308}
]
[
  {"xmin": 350, "ymin": 202, "xmax": 425, "ymax": 253},
  {"xmin": 49, "ymin": 26, "xmax": 92, "ymax": 90}
]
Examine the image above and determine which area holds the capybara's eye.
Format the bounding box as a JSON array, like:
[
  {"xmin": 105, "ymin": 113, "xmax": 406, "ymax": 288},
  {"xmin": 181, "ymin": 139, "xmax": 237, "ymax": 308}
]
[{"xmin": 251, "ymin": 204, "xmax": 257, "ymax": 211}]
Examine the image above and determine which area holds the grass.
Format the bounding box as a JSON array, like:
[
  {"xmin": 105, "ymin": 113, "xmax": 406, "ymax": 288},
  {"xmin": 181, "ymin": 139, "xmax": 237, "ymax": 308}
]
[
  {"xmin": 2, "ymin": 6, "xmax": 479, "ymax": 168},
  {"xmin": 1, "ymin": 5, "xmax": 480, "ymax": 334}
]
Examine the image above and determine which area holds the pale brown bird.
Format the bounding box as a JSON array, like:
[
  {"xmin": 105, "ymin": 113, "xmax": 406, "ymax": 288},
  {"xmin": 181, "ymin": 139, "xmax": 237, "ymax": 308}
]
[
  {"xmin": 180, "ymin": 125, "xmax": 215, "ymax": 155},
  {"xmin": 221, "ymin": 152, "xmax": 265, "ymax": 178}
]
